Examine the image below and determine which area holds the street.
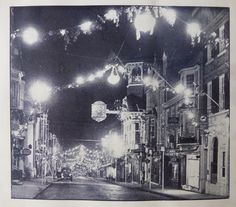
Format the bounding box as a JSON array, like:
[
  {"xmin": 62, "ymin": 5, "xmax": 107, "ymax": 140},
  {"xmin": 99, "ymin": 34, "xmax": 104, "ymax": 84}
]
[
  {"xmin": 35, "ymin": 177, "xmax": 173, "ymax": 200},
  {"xmin": 9, "ymin": 6, "xmax": 230, "ymax": 201}
]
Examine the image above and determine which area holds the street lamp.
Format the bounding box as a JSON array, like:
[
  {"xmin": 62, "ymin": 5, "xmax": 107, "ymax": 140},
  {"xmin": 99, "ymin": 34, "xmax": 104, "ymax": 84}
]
[
  {"xmin": 29, "ymin": 81, "xmax": 51, "ymax": 103},
  {"xmin": 161, "ymin": 146, "xmax": 165, "ymax": 191},
  {"xmin": 22, "ymin": 27, "xmax": 39, "ymax": 45},
  {"xmin": 101, "ymin": 132, "xmax": 124, "ymax": 158}
]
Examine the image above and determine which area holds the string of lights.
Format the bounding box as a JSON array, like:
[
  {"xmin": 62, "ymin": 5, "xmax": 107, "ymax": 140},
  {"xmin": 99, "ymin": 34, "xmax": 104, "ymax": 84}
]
[{"xmin": 11, "ymin": 6, "xmax": 179, "ymax": 49}]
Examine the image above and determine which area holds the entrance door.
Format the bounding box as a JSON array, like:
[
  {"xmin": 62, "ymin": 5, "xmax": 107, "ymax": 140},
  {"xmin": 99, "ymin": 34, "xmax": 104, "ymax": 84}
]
[{"xmin": 186, "ymin": 155, "xmax": 199, "ymax": 189}]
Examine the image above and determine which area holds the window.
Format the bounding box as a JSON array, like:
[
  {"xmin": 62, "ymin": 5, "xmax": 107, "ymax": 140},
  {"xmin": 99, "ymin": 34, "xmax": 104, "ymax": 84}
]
[
  {"xmin": 150, "ymin": 118, "xmax": 155, "ymax": 137},
  {"xmin": 219, "ymin": 74, "xmax": 225, "ymax": 110},
  {"xmin": 222, "ymin": 152, "xmax": 226, "ymax": 177},
  {"xmin": 207, "ymin": 44, "xmax": 212, "ymax": 62},
  {"xmin": 212, "ymin": 77, "xmax": 220, "ymax": 113},
  {"xmin": 224, "ymin": 72, "xmax": 230, "ymax": 110},
  {"xmin": 207, "ymin": 81, "xmax": 212, "ymax": 113},
  {"xmin": 182, "ymin": 111, "xmax": 195, "ymax": 138},
  {"xmin": 11, "ymin": 81, "xmax": 19, "ymax": 108},
  {"xmin": 150, "ymin": 118, "xmax": 156, "ymax": 147},
  {"xmin": 186, "ymin": 74, "xmax": 194, "ymax": 91},
  {"xmin": 224, "ymin": 21, "xmax": 229, "ymax": 46},
  {"xmin": 219, "ymin": 24, "xmax": 225, "ymax": 52},
  {"xmin": 211, "ymin": 137, "xmax": 218, "ymax": 184},
  {"xmin": 202, "ymin": 84, "xmax": 208, "ymax": 115},
  {"xmin": 131, "ymin": 67, "xmax": 142, "ymax": 83},
  {"xmin": 135, "ymin": 122, "xmax": 140, "ymax": 144},
  {"xmin": 212, "ymin": 29, "xmax": 220, "ymax": 57}
]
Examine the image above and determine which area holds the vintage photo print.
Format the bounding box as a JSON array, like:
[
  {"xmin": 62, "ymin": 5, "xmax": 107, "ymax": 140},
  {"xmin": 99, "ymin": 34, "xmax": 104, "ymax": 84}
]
[{"xmin": 5, "ymin": 1, "xmax": 233, "ymax": 205}]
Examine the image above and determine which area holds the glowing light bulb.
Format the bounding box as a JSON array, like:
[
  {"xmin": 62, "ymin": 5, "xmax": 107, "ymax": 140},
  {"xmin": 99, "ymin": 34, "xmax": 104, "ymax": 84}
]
[
  {"xmin": 88, "ymin": 74, "xmax": 95, "ymax": 82},
  {"xmin": 162, "ymin": 8, "xmax": 176, "ymax": 26},
  {"xmin": 118, "ymin": 65, "xmax": 126, "ymax": 74},
  {"xmin": 76, "ymin": 76, "xmax": 85, "ymax": 85},
  {"xmin": 187, "ymin": 111, "xmax": 195, "ymax": 119},
  {"xmin": 174, "ymin": 83, "xmax": 185, "ymax": 94},
  {"xmin": 107, "ymin": 68, "xmax": 120, "ymax": 85},
  {"xmin": 95, "ymin": 70, "xmax": 104, "ymax": 78},
  {"xmin": 22, "ymin": 27, "xmax": 39, "ymax": 45},
  {"xmin": 80, "ymin": 21, "xmax": 92, "ymax": 34},
  {"xmin": 143, "ymin": 76, "xmax": 152, "ymax": 86},
  {"xmin": 134, "ymin": 12, "xmax": 156, "ymax": 40},
  {"xmin": 184, "ymin": 88, "xmax": 192, "ymax": 97},
  {"xmin": 104, "ymin": 9, "xmax": 118, "ymax": 21},
  {"xmin": 60, "ymin": 29, "xmax": 66, "ymax": 36},
  {"xmin": 187, "ymin": 22, "xmax": 201, "ymax": 39},
  {"xmin": 30, "ymin": 81, "xmax": 51, "ymax": 102}
]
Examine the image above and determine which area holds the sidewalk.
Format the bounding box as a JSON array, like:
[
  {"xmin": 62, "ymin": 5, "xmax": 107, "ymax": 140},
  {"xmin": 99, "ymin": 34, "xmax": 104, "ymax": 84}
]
[
  {"xmin": 142, "ymin": 185, "xmax": 227, "ymax": 200},
  {"xmin": 98, "ymin": 178, "xmax": 227, "ymax": 200},
  {"xmin": 11, "ymin": 177, "xmax": 54, "ymax": 199}
]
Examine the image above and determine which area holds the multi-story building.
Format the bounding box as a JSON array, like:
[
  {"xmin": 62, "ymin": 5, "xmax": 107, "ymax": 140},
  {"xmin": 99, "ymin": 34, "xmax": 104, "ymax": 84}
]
[
  {"xmin": 10, "ymin": 43, "xmax": 27, "ymax": 180},
  {"xmin": 156, "ymin": 7, "xmax": 229, "ymax": 196},
  {"xmin": 120, "ymin": 62, "xmax": 151, "ymax": 183},
  {"xmin": 193, "ymin": 7, "xmax": 230, "ymax": 197},
  {"xmin": 11, "ymin": 68, "xmax": 26, "ymax": 180},
  {"xmin": 162, "ymin": 65, "xmax": 201, "ymax": 190}
]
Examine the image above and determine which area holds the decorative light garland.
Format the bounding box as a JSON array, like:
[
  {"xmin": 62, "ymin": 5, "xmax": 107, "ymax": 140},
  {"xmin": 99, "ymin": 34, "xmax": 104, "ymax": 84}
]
[{"xmin": 11, "ymin": 6, "xmax": 178, "ymax": 50}]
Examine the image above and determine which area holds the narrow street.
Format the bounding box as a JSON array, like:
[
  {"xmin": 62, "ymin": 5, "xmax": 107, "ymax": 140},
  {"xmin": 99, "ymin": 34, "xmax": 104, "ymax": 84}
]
[
  {"xmin": 8, "ymin": 6, "xmax": 230, "ymax": 201},
  {"xmin": 35, "ymin": 177, "xmax": 173, "ymax": 200}
]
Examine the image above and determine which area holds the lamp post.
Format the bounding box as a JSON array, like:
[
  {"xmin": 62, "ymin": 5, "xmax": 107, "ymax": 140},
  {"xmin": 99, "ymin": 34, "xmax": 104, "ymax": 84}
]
[
  {"xmin": 161, "ymin": 146, "xmax": 165, "ymax": 191},
  {"xmin": 22, "ymin": 27, "xmax": 39, "ymax": 45},
  {"xmin": 149, "ymin": 149, "xmax": 153, "ymax": 190},
  {"xmin": 29, "ymin": 81, "xmax": 51, "ymax": 183}
]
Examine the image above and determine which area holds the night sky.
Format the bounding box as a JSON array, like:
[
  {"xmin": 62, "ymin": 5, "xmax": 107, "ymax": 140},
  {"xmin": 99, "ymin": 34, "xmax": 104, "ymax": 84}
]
[{"xmin": 11, "ymin": 6, "xmax": 196, "ymax": 149}]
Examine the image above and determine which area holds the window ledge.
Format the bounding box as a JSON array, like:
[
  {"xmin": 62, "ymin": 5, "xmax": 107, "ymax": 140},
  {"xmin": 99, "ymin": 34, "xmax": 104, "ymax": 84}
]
[
  {"xmin": 217, "ymin": 49, "xmax": 226, "ymax": 58},
  {"xmin": 205, "ymin": 58, "xmax": 214, "ymax": 66}
]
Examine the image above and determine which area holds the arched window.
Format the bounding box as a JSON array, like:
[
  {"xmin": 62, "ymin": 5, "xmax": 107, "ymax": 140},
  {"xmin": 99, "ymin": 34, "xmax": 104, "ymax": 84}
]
[
  {"xmin": 131, "ymin": 67, "xmax": 142, "ymax": 83},
  {"xmin": 211, "ymin": 137, "xmax": 218, "ymax": 184}
]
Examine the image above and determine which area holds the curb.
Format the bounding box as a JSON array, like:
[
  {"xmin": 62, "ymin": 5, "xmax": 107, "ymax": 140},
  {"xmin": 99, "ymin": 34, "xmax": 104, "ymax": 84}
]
[
  {"xmin": 100, "ymin": 179, "xmax": 185, "ymax": 200},
  {"xmin": 139, "ymin": 188, "xmax": 186, "ymax": 200},
  {"xmin": 33, "ymin": 183, "xmax": 52, "ymax": 199},
  {"xmin": 111, "ymin": 182, "xmax": 226, "ymax": 200}
]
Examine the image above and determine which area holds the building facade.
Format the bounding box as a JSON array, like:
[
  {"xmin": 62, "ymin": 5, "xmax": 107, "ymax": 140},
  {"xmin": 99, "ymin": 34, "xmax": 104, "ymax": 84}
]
[
  {"xmin": 195, "ymin": 7, "xmax": 230, "ymax": 197},
  {"xmin": 141, "ymin": 8, "xmax": 230, "ymax": 197}
]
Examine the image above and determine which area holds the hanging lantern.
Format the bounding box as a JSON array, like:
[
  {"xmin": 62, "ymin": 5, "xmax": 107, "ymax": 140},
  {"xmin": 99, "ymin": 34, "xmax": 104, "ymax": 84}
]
[
  {"xmin": 91, "ymin": 101, "xmax": 107, "ymax": 122},
  {"xmin": 107, "ymin": 67, "xmax": 120, "ymax": 85}
]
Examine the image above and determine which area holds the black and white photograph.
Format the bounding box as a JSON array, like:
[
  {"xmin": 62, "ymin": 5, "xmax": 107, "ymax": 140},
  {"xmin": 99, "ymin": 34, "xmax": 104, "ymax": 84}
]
[{"xmin": 9, "ymin": 4, "xmax": 230, "ymax": 201}]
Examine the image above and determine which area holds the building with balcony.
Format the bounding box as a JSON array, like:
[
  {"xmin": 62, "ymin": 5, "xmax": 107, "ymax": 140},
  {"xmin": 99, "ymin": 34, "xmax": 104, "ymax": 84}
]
[
  {"xmin": 161, "ymin": 65, "xmax": 201, "ymax": 190},
  {"xmin": 119, "ymin": 62, "xmax": 151, "ymax": 184}
]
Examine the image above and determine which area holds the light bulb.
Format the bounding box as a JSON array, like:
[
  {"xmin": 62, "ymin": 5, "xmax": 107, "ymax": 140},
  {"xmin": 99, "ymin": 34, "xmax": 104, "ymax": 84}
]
[
  {"xmin": 22, "ymin": 27, "xmax": 39, "ymax": 45},
  {"xmin": 107, "ymin": 68, "xmax": 120, "ymax": 85}
]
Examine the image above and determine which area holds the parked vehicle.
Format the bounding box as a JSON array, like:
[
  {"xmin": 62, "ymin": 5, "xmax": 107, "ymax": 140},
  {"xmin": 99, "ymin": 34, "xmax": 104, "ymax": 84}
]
[{"xmin": 57, "ymin": 167, "xmax": 72, "ymax": 181}]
